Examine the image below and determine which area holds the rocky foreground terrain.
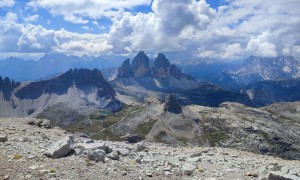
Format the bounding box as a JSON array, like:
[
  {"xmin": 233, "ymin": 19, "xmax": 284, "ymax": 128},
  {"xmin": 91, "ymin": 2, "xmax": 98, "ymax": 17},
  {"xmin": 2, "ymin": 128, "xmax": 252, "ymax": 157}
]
[{"xmin": 1, "ymin": 118, "xmax": 300, "ymax": 180}]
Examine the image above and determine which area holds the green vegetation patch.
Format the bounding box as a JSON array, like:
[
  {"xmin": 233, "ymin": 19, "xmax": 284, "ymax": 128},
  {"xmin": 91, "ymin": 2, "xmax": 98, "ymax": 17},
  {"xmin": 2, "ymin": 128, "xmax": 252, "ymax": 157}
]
[
  {"xmin": 154, "ymin": 131, "xmax": 168, "ymax": 144},
  {"xmin": 90, "ymin": 129, "xmax": 124, "ymax": 141},
  {"xmin": 202, "ymin": 128, "xmax": 230, "ymax": 146},
  {"xmin": 177, "ymin": 136, "xmax": 189, "ymax": 145},
  {"xmin": 67, "ymin": 105, "xmax": 148, "ymax": 141},
  {"xmin": 134, "ymin": 119, "xmax": 158, "ymax": 138}
]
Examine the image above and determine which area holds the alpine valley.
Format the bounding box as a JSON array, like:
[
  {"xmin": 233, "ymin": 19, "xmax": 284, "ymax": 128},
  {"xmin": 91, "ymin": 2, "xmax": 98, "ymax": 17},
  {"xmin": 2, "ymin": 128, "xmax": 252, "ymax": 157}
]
[{"xmin": 1, "ymin": 52, "xmax": 300, "ymax": 180}]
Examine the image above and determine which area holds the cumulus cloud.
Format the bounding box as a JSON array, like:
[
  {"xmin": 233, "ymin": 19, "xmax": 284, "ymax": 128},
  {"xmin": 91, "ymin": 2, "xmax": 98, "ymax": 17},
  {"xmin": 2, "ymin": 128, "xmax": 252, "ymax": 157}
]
[
  {"xmin": 0, "ymin": 11, "xmax": 112, "ymax": 55},
  {"xmin": 109, "ymin": 0, "xmax": 216, "ymax": 54},
  {"xmin": 246, "ymin": 32, "xmax": 277, "ymax": 57},
  {"xmin": 223, "ymin": 43, "xmax": 243, "ymax": 59},
  {"xmin": 18, "ymin": 24, "xmax": 58, "ymax": 52},
  {"xmin": 0, "ymin": 12, "xmax": 23, "ymax": 52},
  {"xmin": 53, "ymin": 29, "xmax": 112, "ymax": 55},
  {"xmin": 24, "ymin": 15, "xmax": 39, "ymax": 23},
  {"xmin": 1, "ymin": 0, "xmax": 300, "ymax": 59},
  {"xmin": 17, "ymin": 24, "xmax": 112, "ymax": 55},
  {"xmin": 27, "ymin": 0, "xmax": 152, "ymax": 24},
  {"xmin": 0, "ymin": 0, "xmax": 14, "ymax": 8},
  {"xmin": 107, "ymin": 0, "xmax": 300, "ymax": 59}
]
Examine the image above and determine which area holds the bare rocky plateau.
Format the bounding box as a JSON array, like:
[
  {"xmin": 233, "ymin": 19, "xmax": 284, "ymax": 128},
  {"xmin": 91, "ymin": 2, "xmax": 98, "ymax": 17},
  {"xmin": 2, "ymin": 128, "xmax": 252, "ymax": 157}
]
[{"xmin": 1, "ymin": 118, "xmax": 300, "ymax": 180}]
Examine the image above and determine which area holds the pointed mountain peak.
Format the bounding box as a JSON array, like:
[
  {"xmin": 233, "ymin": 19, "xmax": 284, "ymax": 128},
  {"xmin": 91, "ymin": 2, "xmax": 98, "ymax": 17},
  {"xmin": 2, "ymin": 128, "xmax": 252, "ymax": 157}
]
[
  {"xmin": 157, "ymin": 53, "xmax": 167, "ymax": 59},
  {"xmin": 118, "ymin": 58, "xmax": 131, "ymax": 78},
  {"xmin": 131, "ymin": 51, "xmax": 150, "ymax": 77},
  {"xmin": 152, "ymin": 53, "xmax": 171, "ymax": 78},
  {"xmin": 154, "ymin": 53, "xmax": 170, "ymax": 66},
  {"xmin": 137, "ymin": 51, "xmax": 146, "ymax": 56}
]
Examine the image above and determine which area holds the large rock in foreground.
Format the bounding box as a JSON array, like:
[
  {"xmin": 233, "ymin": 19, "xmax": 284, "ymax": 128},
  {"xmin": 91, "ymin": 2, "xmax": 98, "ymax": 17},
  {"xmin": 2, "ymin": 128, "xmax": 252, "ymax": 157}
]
[
  {"xmin": 268, "ymin": 171, "xmax": 299, "ymax": 180},
  {"xmin": 45, "ymin": 136, "xmax": 74, "ymax": 158},
  {"xmin": 0, "ymin": 135, "xmax": 8, "ymax": 142}
]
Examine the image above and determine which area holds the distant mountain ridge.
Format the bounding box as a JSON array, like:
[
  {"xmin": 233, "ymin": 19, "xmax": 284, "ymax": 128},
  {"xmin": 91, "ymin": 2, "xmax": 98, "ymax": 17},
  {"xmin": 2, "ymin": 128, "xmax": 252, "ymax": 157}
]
[
  {"xmin": 223, "ymin": 56, "xmax": 300, "ymax": 86},
  {"xmin": 15, "ymin": 69, "xmax": 116, "ymax": 100},
  {"xmin": 0, "ymin": 53, "xmax": 125, "ymax": 82},
  {"xmin": 241, "ymin": 78, "xmax": 300, "ymax": 107},
  {"xmin": 182, "ymin": 56, "xmax": 300, "ymax": 90}
]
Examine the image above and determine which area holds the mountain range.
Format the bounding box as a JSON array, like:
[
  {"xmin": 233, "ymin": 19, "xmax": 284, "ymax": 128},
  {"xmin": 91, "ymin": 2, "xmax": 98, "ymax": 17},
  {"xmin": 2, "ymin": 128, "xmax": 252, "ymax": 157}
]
[
  {"xmin": 183, "ymin": 56, "xmax": 300, "ymax": 90},
  {"xmin": 0, "ymin": 68, "xmax": 122, "ymax": 127},
  {"xmin": 0, "ymin": 53, "xmax": 124, "ymax": 82},
  {"xmin": 1, "ymin": 52, "xmax": 300, "ymax": 160}
]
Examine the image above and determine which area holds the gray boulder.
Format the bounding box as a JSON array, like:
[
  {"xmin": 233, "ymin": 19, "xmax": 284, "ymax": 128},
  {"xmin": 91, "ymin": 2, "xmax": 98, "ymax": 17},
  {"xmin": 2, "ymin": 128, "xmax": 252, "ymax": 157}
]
[
  {"xmin": 44, "ymin": 135, "xmax": 74, "ymax": 158},
  {"xmin": 117, "ymin": 148, "xmax": 130, "ymax": 156},
  {"xmin": 87, "ymin": 149, "xmax": 106, "ymax": 162},
  {"xmin": 107, "ymin": 151, "xmax": 119, "ymax": 160},
  {"xmin": 268, "ymin": 171, "xmax": 299, "ymax": 180},
  {"xmin": 181, "ymin": 163, "xmax": 196, "ymax": 176},
  {"xmin": 0, "ymin": 135, "xmax": 8, "ymax": 142},
  {"xmin": 136, "ymin": 142, "xmax": 147, "ymax": 151},
  {"xmin": 74, "ymin": 142, "xmax": 111, "ymax": 153}
]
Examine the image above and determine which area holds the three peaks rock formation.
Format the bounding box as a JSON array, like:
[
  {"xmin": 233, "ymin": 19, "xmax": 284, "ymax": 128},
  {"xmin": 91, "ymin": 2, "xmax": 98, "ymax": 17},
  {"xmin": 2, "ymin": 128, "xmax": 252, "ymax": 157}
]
[{"xmin": 118, "ymin": 51, "xmax": 185, "ymax": 79}]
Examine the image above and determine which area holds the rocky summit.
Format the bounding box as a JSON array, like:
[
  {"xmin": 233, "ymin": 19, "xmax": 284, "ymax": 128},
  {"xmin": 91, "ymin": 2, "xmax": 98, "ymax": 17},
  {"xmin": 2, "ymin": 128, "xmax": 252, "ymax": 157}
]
[
  {"xmin": 130, "ymin": 51, "xmax": 151, "ymax": 78},
  {"xmin": 152, "ymin": 53, "xmax": 171, "ymax": 78},
  {"xmin": 117, "ymin": 51, "xmax": 185, "ymax": 80},
  {"xmin": 1, "ymin": 118, "xmax": 300, "ymax": 180},
  {"xmin": 112, "ymin": 52, "xmax": 200, "ymax": 101}
]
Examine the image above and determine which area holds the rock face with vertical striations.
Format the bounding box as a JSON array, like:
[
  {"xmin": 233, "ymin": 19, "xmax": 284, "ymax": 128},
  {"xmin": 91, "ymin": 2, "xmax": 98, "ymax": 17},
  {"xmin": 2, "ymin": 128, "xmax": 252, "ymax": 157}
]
[
  {"xmin": 118, "ymin": 58, "xmax": 131, "ymax": 78},
  {"xmin": 112, "ymin": 52, "xmax": 200, "ymax": 98},
  {"xmin": 15, "ymin": 68, "xmax": 116, "ymax": 100},
  {"xmin": 0, "ymin": 77, "xmax": 20, "ymax": 101},
  {"xmin": 130, "ymin": 51, "xmax": 150, "ymax": 78},
  {"xmin": 152, "ymin": 53, "xmax": 171, "ymax": 78},
  {"xmin": 0, "ymin": 68, "xmax": 123, "ymax": 124},
  {"xmin": 170, "ymin": 64, "xmax": 183, "ymax": 79}
]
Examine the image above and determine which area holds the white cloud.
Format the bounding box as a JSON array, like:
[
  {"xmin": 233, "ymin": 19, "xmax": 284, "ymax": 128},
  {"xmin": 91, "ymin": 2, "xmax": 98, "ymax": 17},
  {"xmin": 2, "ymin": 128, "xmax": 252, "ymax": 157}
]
[
  {"xmin": 27, "ymin": 0, "xmax": 152, "ymax": 24},
  {"xmin": 24, "ymin": 15, "xmax": 39, "ymax": 22},
  {"xmin": 1, "ymin": 0, "xmax": 300, "ymax": 59},
  {"xmin": 53, "ymin": 29, "xmax": 113, "ymax": 55},
  {"xmin": 18, "ymin": 24, "xmax": 58, "ymax": 52},
  {"xmin": 0, "ymin": 12, "xmax": 23, "ymax": 52},
  {"xmin": 0, "ymin": 11, "xmax": 112, "ymax": 55},
  {"xmin": 223, "ymin": 43, "xmax": 242, "ymax": 59},
  {"xmin": 92, "ymin": 21, "xmax": 106, "ymax": 30},
  {"xmin": 108, "ymin": 0, "xmax": 216, "ymax": 54},
  {"xmin": 0, "ymin": 0, "xmax": 14, "ymax": 8},
  {"xmin": 16, "ymin": 23, "xmax": 112, "ymax": 55},
  {"xmin": 246, "ymin": 32, "xmax": 277, "ymax": 57},
  {"xmin": 106, "ymin": 0, "xmax": 300, "ymax": 59}
]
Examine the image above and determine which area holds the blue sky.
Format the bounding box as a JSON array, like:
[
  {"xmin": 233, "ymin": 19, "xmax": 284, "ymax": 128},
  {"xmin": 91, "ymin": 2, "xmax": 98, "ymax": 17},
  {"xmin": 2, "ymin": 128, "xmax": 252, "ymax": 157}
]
[{"xmin": 0, "ymin": 0, "xmax": 299, "ymax": 60}]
